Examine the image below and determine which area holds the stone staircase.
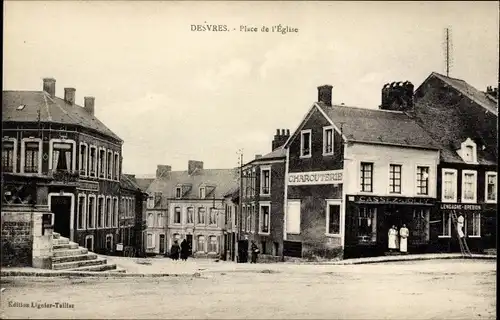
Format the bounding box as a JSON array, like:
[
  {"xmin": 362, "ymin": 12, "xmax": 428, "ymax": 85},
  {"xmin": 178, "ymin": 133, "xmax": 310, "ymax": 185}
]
[{"xmin": 52, "ymin": 232, "xmax": 125, "ymax": 273}]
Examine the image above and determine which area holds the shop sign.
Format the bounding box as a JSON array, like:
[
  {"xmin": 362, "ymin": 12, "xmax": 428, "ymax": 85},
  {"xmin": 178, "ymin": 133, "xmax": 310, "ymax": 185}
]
[
  {"xmin": 349, "ymin": 195, "xmax": 434, "ymax": 205},
  {"xmin": 77, "ymin": 179, "xmax": 99, "ymax": 192},
  {"xmin": 439, "ymin": 203, "xmax": 482, "ymax": 211},
  {"xmin": 288, "ymin": 170, "xmax": 343, "ymax": 186}
]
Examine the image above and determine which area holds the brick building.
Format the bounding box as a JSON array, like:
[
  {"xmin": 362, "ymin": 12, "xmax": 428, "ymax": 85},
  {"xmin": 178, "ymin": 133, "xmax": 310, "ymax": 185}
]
[{"xmin": 144, "ymin": 161, "xmax": 238, "ymax": 257}]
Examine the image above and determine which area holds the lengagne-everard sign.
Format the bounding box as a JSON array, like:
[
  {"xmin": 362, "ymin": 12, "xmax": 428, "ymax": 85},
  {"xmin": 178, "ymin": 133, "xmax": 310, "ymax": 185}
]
[{"xmin": 288, "ymin": 170, "xmax": 343, "ymax": 185}]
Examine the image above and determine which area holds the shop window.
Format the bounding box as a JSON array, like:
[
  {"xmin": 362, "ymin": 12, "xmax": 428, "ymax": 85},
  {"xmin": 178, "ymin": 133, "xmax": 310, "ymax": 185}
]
[
  {"xmin": 300, "ymin": 129, "xmax": 312, "ymax": 158},
  {"xmin": 440, "ymin": 212, "xmax": 451, "ymax": 237},
  {"xmin": 416, "ymin": 166, "xmax": 429, "ymax": 195},
  {"xmin": 411, "ymin": 208, "xmax": 430, "ymax": 244},
  {"xmin": 485, "ymin": 172, "xmax": 497, "ymax": 203},
  {"xmin": 389, "ymin": 164, "xmax": 402, "ymax": 194},
  {"xmin": 360, "ymin": 162, "xmax": 373, "ymax": 192},
  {"xmin": 187, "ymin": 207, "xmax": 194, "ymax": 224},
  {"xmin": 357, "ymin": 207, "xmax": 376, "ymax": 243},
  {"xmin": 326, "ymin": 203, "xmax": 341, "ymax": 236},
  {"xmin": 466, "ymin": 212, "xmax": 481, "ymax": 237}
]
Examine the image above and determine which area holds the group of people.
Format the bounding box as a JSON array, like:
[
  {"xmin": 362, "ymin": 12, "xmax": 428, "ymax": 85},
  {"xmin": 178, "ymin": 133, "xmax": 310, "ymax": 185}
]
[
  {"xmin": 168, "ymin": 239, "xmax": 190, "ymax": 261},
  {"xmin": 388, "ymin": 224, "xmax": 409, "ymax": 253}
]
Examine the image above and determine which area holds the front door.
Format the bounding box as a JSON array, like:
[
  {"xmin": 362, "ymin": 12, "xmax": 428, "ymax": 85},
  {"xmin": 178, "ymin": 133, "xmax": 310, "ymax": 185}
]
[
  {"xmin": 186, "ymin": 234, "xmax": 193, "ymax": 256},
  {"xmin": 50, "ymin": 195, "xmax": 72, "ymax": 238},
  {"xmin": 159, "ymin": 234, "xmax": 166, "ymax": 254}
]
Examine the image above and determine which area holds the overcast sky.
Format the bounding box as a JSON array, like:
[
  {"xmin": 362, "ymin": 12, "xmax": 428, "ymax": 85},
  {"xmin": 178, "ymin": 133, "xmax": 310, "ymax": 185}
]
[{"xmin": 3, "ymin": 1, "xmax": 498, "ymax": 176}]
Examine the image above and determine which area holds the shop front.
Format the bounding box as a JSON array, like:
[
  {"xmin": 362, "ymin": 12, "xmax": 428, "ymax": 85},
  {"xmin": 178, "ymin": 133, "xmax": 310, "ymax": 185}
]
[{"xmin": 344, "ymin": 195, "xmax": 436, "ymax": 258}]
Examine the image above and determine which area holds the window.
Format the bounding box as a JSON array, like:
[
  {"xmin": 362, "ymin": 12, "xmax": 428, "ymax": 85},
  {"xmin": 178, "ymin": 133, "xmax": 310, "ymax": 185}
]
[
  {"xmin": 98, "ymin": 148, "xmax": 106, "ymax": 178},
  {"xmin": 147, "ymin": 233, "xmax": 154, "ymax": 248},
  {"xmin": 300, "ymin": 129, "xmax": 312, "ymax": 158},
  {"xmin": 199, "ymin": 187, "xmax": 206, "ymax": 199},
  {"xmin": 357, "ymin": 207, "xmax": 376, "ymax": 242},
  {"xmin": 197, "ymin": 207, "xmax": 206, "ymax": 224},
  {"xmin": 89, "ymin": 146, "xmax": 97, "ymax": 177},
  {"xmin": 174, "ymin": 207, "xmax": 181, "ymax": 224},
  {"xmin": 459, "ymin": 138, "xmax": 477, "ymax": 163},
  {"xmin": 187, "ymin": 207, "xmax": 194, "ymax": 224},
  {"xmin": 464, "ymin": 146, "xmax": 474, "ymax": 162},
  {"xmin": 259, "ymin": 203, "xmax": 270, "ymax": 234},
  {"xmin": 360, "ymin": 162, "xmax": 373, "ymax": 192},
  {"xmin": 209, "ymin": 208, "xmax": 217, "ymax": 225},
  {"xmin": 106, "ymin": 197, "xmax": 111, "ymax": 227},
  {"xmin": 106, "ymin": 234, "xmax": 113, "ymax": 251},
  {"xmin": 260, "ymin": 167, "xmax": 271, "ymax": 195},
  {"xmin": 323, "ymin": 127, "xmax": 334, "ymax": 155},
  {"xmin": 466, "ymin": 212, "xmax": 481, "ymax": 237},
  {"xmin": 147, "ymin": 213, "xmax": 154, "ymax": 227},
  {"xmin": 97, "ymin": 196, "xmax": 105, "ymax": 228},
  {"xmin": 79, "ymin": 143, "xmax": 88, "ymax": 176},
  {"xmin": 197, "ymin": 235, "xmax": 205, "ymax": 252},
  {"xmin": 85, "ymin": 235, "xmax": 94, "ymax": 251},
  {"xmin": 326, "ymin": 202, "xmax": 341, "ymax": 236},
  {"xmin": 485, "ymin": 172, "xmax": 497, "ymax": 203},
  {"xmin": 114, "ymin": 152, "xmax": 120, "ymax": 180},
  {"xmin": 158, "ymin": 213, "xmax": 164, "ymax": 227},
  {"xmin": 175, "ymin": 187, "xmax": 182, "ymax": 199},
  {"xmin": 442, "ymin": 169, "xmax": 458, "ymax": 202},
  {"xmin": 113, "ymin": 198, "xmax": 118, "ymax": 227},
  {"xmin": 23, "ymin": 139, "xmax": 42, "ymax": 173},
  {"xmin": 246, "ymin": 209, "xmax": 251, "ymax": 232},
  {"xmin": 208, "ymin": 236, "xmax": 217, "ymax": 253},
  {"xmin": 154, "ymin": 192, "xmax": 162, "ymax": 207},
  {"xmin": 461, "ymin": 170, "xmax": 477, "ymax": 203},
  {"xmin": 107, "ymin": 150, "xmax": 113, "ymax": 179},
  {"xmin": 416, "ymin": 166, "xmax": 429, "ymax": 195},
  {"xmin": 51, "ymin": 142, "xmax": 74, "ymax": 172},
  {"xmin": 2, "ymin": 139, "xmax": 16, "ymax": 173},
  {"xmin": 87, "ymin": 195, "xmax": 96, "ymax": 229},
  {"xmin": 389, "ymin": 164, "xmax": 402, "ymax": 194},
  {"xmin": 243, "ymin": 206, "xmax": 247, "ymax": 231},
  {"xmin": 286, "ymin": 200, "xmax": 301, "ymax": 234},
  {"xmin": 147, "ymin": 196, "xmax": 155, "ymax": 209},
  {"xmin": 251, "ymin": 204, "xmax": 256, "ymax": 233},
  {"xmin": 441, "ymin": 212, "xmax": 451, "ymax": 237},
  {"xmin": 77, "ymin": 195, "xmax": 86, "ymax": 230}
]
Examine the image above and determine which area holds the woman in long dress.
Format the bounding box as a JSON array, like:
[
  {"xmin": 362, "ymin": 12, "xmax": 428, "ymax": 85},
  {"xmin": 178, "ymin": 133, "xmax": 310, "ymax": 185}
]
[
  {"xmin": 399, "ymin": 224, "xmax": 409, "ymax": 253},
  {"xmin": 388, "ymin": 225, "xmax": 397, "ymax": 251}
]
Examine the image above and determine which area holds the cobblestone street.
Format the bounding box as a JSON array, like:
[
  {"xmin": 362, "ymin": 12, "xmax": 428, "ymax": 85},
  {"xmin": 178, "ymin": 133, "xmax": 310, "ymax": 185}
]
[{"xmin": 0, "ymin": 259, "xmax": 495, "ymax": 319}]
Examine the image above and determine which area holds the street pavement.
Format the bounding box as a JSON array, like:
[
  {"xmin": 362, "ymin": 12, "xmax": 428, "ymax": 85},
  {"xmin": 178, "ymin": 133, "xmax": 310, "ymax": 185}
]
[{"xmin": 0, "ymin": 259, "xmax": 496, "ymax": 319}]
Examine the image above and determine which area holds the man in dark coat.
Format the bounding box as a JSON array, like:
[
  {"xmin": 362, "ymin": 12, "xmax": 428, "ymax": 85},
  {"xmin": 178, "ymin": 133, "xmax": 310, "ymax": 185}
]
[
  {"xmin": 180, "ymin": 239, "xmax": 189, "ymax": 261},
  {"xmin": 170, "ymin": 240, "xmax": 180, "ymax": 260},
  {"xmin": 250, "ymin": 241, "xmax": 259, "ymax": 263}
]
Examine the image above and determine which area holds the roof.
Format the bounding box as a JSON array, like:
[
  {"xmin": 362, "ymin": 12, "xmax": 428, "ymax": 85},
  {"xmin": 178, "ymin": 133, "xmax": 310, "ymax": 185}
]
[
  {"xmin": 223, "ymin": 185, "xmax": 240, "ymax": 199},
  {"xmin": 135, "ymin": 178, "xmax": 154, "ymax": 191},
  {"xmin": 120, "ymin": 174, "xmax": 146, "ymax": 192},
  {"xmin": 2, "ymin": 91, "xmax": 122, "ymax": 142},
  {"xmin": 244, "ymin": 145, "xmax": 286, "ymax": 167},
  {"xmin": 429, "ymin": 72, "xmax": 498, "ymax": 115},
  {"xmin": 146, "ymin": 168, "xmax": 239, "ymax": 206},
  {"xmin": 316, "ymin": 103, "xmax": 441, "ymax": 150}
]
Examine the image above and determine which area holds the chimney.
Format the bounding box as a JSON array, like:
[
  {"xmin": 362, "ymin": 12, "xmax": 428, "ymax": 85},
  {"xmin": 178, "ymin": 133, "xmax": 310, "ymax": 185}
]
[
  {"xmin": 486, "ymin": 86, "xmax": 498, "ymax": 99},
  {"xmin": 271, "ymin": 128, "xmax": 291, "ymax": 151},
  {"xmin": 43, "ymin": 78, "xmax": 56, "ymax": 97},
  {"xmin": 317, "ymin": 85, "xmax": 333, "ymax": 107},
  {"xmin": 84, "ymin": 97, "xmax": 95, "ymax": 115},
  {"xmin": 156, "ymin": 165, "xmax": 172, "ymax": 179},
  {"xmin": 64, "ymin": 88, "xmax": 76, "ymax": 105},
  {"xmin": 380, "ymin": 81, "xmax": 414, "ymax": 111},
  {"xmin": 188, "ymin": 160, "xmax": 203, "ymax": 175}
]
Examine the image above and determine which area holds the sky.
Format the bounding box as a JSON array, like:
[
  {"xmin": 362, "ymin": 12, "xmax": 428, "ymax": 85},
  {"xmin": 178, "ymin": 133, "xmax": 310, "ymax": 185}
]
[{"xmin": 3, "ymin": 1, "xmax": 499, "ymax": 177}]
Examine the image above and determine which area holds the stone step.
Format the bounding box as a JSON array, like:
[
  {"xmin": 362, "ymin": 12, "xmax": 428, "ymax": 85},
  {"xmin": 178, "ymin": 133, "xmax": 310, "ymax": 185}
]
[
  {"xmin": 66, "ymin": 263, "xmax": 117, "ymax": 272},
  {"xmin": 52, "ymin": 253, "xmax": 98, "ymax": 264},
  {"xmin": 107, "ymin": 268, "xmax": 126, "ymax": 274},
  {"xmin": 53, "ymin": 238, "xmax": 70, "ymax": 245},
  {"xmin": 52, "ymin": 257, "xmax": 107, "ymax": 270},
  {"xmin": 53, "ymin": 243, "xmax": 79, "ymax": 250},
  {"xmin": 53, "ymin": 248, "xmax": 89, "ymax": 257},
  {"xmin": 53, "ymin": 232, "xmax": 61, "ymax": 239}
]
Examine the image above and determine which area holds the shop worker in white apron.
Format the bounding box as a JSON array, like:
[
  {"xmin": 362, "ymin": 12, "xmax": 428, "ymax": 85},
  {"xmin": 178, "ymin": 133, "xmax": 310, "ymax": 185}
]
[
  {"xmin": 388, "ymin": 225, "xmax": 398, "ymax": 252},
  {"xmin": 399, "ymin": 224, "xmax": 409, "ymax": 254},
  {"xmin": 457, "ymin": 214, "xmax": 465, "ymax": 238}
]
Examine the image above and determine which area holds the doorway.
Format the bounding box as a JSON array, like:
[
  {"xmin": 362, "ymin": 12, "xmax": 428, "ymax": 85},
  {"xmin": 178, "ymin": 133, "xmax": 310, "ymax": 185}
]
[
  {"xmin": 238, "ymin": 240, "xmax": 249, "ymax": 263},
  {"xmin": 50, "ymin": 195, "xmax": 73, "ymax": 238},
  {"xmin": 159, "ymin": 234, "xmax": 166, "ymax": 254}
]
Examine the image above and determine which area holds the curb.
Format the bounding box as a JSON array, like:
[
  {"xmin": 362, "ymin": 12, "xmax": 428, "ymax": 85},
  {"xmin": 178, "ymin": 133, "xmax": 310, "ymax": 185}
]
[
  {"xmin": 0, "ymin": 271, "xmax": 202, "ymax": 278},
  {"xmin": 322, "ymin": 254, "xmax": 497, "ymax": 265}
]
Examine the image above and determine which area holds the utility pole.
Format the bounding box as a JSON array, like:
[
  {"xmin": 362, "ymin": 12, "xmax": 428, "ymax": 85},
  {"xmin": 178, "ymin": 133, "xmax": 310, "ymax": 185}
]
[
  {"xmin": 444, "ymin": 27, "xmax": 452, "ymax": 77},
  {"xmin": 238, "ymin": 149, "xmax": 243, "ymax": 241}
]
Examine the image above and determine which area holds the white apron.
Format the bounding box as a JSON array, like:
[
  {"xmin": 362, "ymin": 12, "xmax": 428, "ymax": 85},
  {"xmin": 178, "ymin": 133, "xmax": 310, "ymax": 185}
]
[
  {"xmin": 399, "ymin": 227, "xmax": 409, "ymax": 253},
  {"xmin": 388, "ymin": 229, "xmax": 397, "ymax": 249}
]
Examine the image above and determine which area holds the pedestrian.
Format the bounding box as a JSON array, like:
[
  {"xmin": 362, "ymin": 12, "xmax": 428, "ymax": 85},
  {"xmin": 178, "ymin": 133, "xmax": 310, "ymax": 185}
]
[
  {"xmin": 170, "ymin": 240, "xmax": 180, "ymax": 261},
  {"xmin": 394, "ymin": 225, "xmax": 400, "ymax": 250},
  {"xmin": 399, "ymin": 224, "xmax": 409, "ymax": 254},
  {"xmin": 250, "ymin": 240, "xmax": 259, "ymax": 263},
  {"xmin": 388, "ymin": 225, "xmax": 397, "ymax": 252},
  {"xmin": 457, "ymin": 214, "xmax": 465, "ymax": 238},
  {"xmin": 180, "ymin": 239, "xmax": 189, "ymax": 261}
]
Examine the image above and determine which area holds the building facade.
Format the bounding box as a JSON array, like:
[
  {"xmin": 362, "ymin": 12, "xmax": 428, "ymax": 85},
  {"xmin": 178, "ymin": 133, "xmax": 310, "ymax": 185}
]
[
  {"xmin": 144, "ymin": 161, "xmax": 237, "ymax": 257},
  {"xmin": 2, "ymin": 77, "xmax": 144, "ymax": 255},
  {"xmin": 223, "ymin": 187, "xmax": 239, "ymax": 261}
]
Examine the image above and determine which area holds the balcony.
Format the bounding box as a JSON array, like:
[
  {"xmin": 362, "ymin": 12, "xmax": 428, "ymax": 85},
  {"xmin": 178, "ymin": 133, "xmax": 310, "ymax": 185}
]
[
  {"xmin": 49, "ymin": 170, "xmax": 79, "ymax": 184},
  {"xmin": 24, "ymin": 166, "xmax": 39, "ymax": 174}
]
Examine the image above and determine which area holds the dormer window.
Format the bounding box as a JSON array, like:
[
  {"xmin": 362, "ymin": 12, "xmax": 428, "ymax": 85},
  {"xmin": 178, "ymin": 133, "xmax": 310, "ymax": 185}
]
[
  {"xmin": 458, "ymin": 138, "xmax": 477, "ymax": 164},
  {"xmin": 175, "ymin": 187, "xmax": 182, "ymax": 199},
  {"xmin": 199, "ymin": 187, "xmax": 206, "ymax": 199}
]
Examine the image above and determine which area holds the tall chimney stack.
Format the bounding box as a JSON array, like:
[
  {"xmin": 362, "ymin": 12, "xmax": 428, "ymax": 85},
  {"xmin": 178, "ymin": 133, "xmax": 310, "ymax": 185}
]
[
  {"xmin": 64, "ymin": 88, "xmax": 76, "ymax": 105},
  {"xmin": 84, "ymin": 97, "xmax": 95, "ymax": 115},
  {"xmin": 43, "ymin": 78, "xmax": 56, "ymax": 97},
  {"xmin": 317, "ymin": 85, "xmax": 333, "ymax": 106}
]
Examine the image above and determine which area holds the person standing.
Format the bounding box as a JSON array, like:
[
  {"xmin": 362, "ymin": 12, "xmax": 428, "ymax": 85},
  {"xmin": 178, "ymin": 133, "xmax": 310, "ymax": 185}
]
[
  {"xmin": 457, "ymin": 214, "xmax": 465, "ymax": 238},
  {"xmin": 388, "ymin": 225, "xmax": 397, "ymax": 252},
  {"xmin": 180, "ymin": 239, "xmax": 189, "ymax": 261},
  {"xmin": 170, "ymin": 240, "xmax": 180, "ymax": 261},
  {"xmin": 399, "ymin": 224, "xmax": 409, "ymax": 254},
  {"xmin": 250, "ymin": 241, "xmax": 259, "ymax": 263}
]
